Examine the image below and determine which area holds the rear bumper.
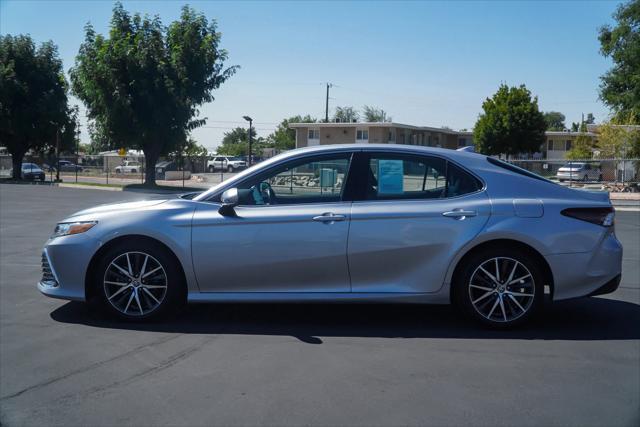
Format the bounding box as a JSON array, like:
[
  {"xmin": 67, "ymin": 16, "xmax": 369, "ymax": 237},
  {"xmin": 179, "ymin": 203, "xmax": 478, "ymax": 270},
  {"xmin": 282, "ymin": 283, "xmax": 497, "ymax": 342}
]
[
  {"xmin": 587, "ymin": 274, "xmax": 621, "ymax": 297},
  {"xmin": 545, "ymin": 231, "xmax": 623, "ymax": 300}
]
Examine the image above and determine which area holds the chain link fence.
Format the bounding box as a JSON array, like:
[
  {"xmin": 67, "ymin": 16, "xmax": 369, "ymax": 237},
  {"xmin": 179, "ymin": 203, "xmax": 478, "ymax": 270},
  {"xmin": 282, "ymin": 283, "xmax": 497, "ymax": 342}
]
[
  {"xmin": 505, "ymin": 158, "xmax": 640, "ymax": 191},
  {"xmin": 1, "ymin": 153, "xmax": 639, "ymax": 192},
  {"xmin": 0, "ymin": 153, "xmax": 265, "ymax": 189}
]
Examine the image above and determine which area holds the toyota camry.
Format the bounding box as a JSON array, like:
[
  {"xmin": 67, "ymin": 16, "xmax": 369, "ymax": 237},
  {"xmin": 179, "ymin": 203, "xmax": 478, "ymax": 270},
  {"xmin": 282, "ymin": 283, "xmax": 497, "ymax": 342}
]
[{"xmin": 39, "ymin": 144, "xmax": 622, "ymax": 327}]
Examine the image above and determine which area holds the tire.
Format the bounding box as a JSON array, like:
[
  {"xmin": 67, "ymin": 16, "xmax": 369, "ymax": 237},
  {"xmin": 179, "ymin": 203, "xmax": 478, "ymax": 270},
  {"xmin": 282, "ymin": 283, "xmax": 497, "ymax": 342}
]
[
  {"xmin": 583, "ymin": 174, "xmax": 589, "ymax": 182},
  {"xmin": 228, "ymin": 165, "xmax": 233, "ymax": 173},
  {"xmin": 92, "ymin": 239, "xmax": 185, "ymax": 321},
  {"xmin": 453, "ymin": 247, "xmax": 544, "ymax": 328},
  {"xmin": 598, "ymin": 174, "xmax": 603, "ymax": 182},
  {"xmin": 208, "ymin": 165, "xmax": 215, "ymax": 173},
  {"xmin": 115, "ymin": 169, "xmax": 121, "ymax": 174},
  {"xmin": 131, "ymin": 169, "xmax": 137, "ymax": 173}
]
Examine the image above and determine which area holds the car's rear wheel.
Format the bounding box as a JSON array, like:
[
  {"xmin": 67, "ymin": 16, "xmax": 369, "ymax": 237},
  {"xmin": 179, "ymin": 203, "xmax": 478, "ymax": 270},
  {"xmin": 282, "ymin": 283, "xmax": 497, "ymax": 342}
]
[
  {"xmin": 208, "ymin": 165, "xmax": 215, "ymax": 173},
  {"xmin": 93, "ymin": 241, "xmax": 184, "ymax": 321},
  {"xmin": 454, "ymin": 248, "xmax": 543, "ymax": 328}
]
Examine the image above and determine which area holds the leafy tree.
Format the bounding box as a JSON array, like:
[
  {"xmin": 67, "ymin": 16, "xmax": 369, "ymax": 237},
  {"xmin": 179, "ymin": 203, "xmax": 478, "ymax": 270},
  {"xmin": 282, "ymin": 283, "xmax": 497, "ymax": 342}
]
[
  {"xmin": 585, "ymin": 113, "xmax": 596, "ymax": 124},
  {"xmin": 363, "ymin": 105, "xmax": 391, "ymax": 122},
  {"xmin": 333, "ymin": 106, "xmax": 359, "ymax": 123},
  {"xmin": 217, "ymin": 127, "xmax": 258, "ymax": 156},
  {"xmin": 543, "ymin": 111, "xmax": 566, "ymax": 131},
  {"xmin": 267, "ymin": 114, "xmax": 316, "ymax": 150},
  {"xmin": 595, "ymin": 116, "xmax": 640, "ymax": 158},
  {"xmin": 567, "ymin": 134, "xmax": 595, "ymax": 160},
  {"xmin": 70, "ymin": 2, "xmax": 237, "ymax": 185},
  {"xmin": 0, "ymin": 35, "xmax": 77, "ymax": 179},
  {"xmin": 598, "ymin": 0, "xmax": 640, "ymax": 119},
  {"xmin": 473, "ymin": 84, "xmax": 547, "ymax": 156}
]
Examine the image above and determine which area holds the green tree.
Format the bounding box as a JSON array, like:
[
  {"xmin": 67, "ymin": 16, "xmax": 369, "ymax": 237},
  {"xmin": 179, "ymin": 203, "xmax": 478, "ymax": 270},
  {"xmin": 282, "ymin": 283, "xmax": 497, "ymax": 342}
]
[
  {"xmin": 567, "ymin": 134, "xmax": 595, "ymax": 160},
  {"xmin": 543, "ymin": 111, "xmax": 566, "ymax": 131},
  {"xmin": 333, "ymin": 106, "xmax": 359, "ymax": 123},
  {"xmin": 595, "ymin": 116, "xmax": 640, "ymax": 158},
  {"xmin": 267, "ymin": 115, "xmax": 316, "ymax": 150},
  {"xmin": 217, "ymin": 127, "xmax": 257, "ymax": 156},
  {"xmin": 0, "ymin": 35, "xmax": 77, "ymax": 179},
  {"xmin": 70, "ymin": 2, "xmax": 237, "ymax": 185},
  {"xmin": 363, "ymin": 105, "xmax": 391, "ymax": 122},
  {"xmin": 598, "ymin": 0, "xmax": 640, "ymax": 119},
  {"xmin": 473, "ymin": 84, "xmax": 547, "ymax": 156}
]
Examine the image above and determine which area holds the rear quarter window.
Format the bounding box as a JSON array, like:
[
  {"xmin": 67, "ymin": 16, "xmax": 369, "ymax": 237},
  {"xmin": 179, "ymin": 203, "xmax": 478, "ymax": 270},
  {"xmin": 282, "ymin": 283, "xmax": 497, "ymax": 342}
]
[{"xmin": 486, "ymin": 157, "xmax": 553, "ymax": 183}]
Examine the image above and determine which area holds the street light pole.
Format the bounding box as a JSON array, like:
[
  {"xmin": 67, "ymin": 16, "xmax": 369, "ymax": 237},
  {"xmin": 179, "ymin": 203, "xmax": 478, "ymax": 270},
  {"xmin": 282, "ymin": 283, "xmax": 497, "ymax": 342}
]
[
  {"xmin": 55, "ymin": 126, "xmax": 60, "ymax": 182},
  {"xmin": 243, "ymin": 115, "xmax": 253, "ymax": 166}
]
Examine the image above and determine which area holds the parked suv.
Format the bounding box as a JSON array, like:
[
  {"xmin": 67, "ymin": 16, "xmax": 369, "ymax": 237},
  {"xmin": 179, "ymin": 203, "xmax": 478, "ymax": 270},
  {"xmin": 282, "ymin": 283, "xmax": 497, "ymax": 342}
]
[
  {"xmin": 207, "ymin": 156, "xmax": 246, "ymax": 173},
  {"xmin": 556, "ymin": 162, "xmax": 602, "ymax": 182},
  {"xmin": 114, "ymin": 160, "xmax": 141, "ymax": 174}
]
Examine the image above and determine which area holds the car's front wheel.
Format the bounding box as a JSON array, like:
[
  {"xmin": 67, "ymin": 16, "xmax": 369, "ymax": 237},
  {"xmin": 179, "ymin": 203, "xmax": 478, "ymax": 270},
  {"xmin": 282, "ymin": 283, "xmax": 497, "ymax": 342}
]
[
  {"xmin": 208, "ymin": 165, "xmax": 215, "ymax": 173},
  {"xmin": 227, "ymin": 165, "xmax": 234, "ymax": 173},
  {"xmin": 454, "ymin": 248, "xmax": 543, "ymax": 328},
  {"xmin": 93, "ymin": 240, "xmax": 184, "ymax": 321}
]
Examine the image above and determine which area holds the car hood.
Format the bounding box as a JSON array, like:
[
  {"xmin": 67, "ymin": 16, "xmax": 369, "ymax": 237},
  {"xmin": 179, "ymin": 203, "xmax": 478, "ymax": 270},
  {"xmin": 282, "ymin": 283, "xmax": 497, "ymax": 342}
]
[{"xmin": 68, "ymin": 199, "xmax": 168, "ymax": 219}]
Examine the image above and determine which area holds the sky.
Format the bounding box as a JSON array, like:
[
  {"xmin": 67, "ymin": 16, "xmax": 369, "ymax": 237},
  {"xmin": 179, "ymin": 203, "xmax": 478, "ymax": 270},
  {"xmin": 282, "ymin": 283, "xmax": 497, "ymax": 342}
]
[{"xmin": 0, "ymin": 0, "xmax": 621, "ymax": 151}]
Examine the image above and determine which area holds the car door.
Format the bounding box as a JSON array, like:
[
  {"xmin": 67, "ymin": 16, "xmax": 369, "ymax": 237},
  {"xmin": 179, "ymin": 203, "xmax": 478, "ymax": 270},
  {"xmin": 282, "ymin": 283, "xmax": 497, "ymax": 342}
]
[
  {"xmin": 347, "ymin": 151, "xmax": 491, "ymax": 293},
  {"xmin": 191, "ymin": 152, "xmax": 354, "ymax": 293}
]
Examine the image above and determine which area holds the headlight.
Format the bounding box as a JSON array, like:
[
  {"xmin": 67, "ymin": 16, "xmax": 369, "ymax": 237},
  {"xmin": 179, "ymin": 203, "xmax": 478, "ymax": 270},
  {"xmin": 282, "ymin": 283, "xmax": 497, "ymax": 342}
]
[{"xmin": 52, "ymin": 221, "xmax": 97, "ymax": 238}]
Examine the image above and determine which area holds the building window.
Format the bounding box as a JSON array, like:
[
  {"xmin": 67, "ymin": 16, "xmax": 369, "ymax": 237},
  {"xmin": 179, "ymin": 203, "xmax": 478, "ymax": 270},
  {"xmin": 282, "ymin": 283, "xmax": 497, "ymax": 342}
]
[
  {"xmin": 356, "ymin": 129, "xmax": 369, "ymax": 142},
  {"xmin": 565, "ymin": 140, "xmax": 572, "ymax": 151},
  {"xmin": 388, "ymin": 129, "xmax": 396, "ymax": 143},
  {"xmin": 458, "ymin": 138, "xmax": 467, "ymax": 147},
  {"xmin": 547, "ymin": 140, "xmax": 553, "ymax": 151},
  {"xmin": 308, "ymin": 129, "xmax": 320, "ymax": 140}
]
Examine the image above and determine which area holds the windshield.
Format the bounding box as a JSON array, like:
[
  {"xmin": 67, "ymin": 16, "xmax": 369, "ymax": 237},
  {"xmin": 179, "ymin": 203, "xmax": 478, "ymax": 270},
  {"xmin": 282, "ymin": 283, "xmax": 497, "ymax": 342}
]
[{"xmin": 229, "ymin": 157, "xmax": 243, "ymax": 161}]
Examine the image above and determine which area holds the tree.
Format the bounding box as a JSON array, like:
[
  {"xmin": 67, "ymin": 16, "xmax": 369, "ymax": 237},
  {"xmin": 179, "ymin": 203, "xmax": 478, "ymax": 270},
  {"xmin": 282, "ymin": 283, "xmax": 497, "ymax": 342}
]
[
  {"xmin": 363, "ymin": 105, "xmax": 391, "ymax": 122},
  {"xmin": 70, "ymin": 3, "xmax": 237, "ymax": 186},
  {"xmin": 217, "ymin": 127, "xmax": 257, "ymax": 156},
  {"xmin": 598, "ymin": 0, "xmax": 640, "ymax": 119},
  {"xmin": 595, "ymin": 116, "xmax": 640, "ymax": 158},
  {"xmin": 567, "ymin": 134, "xmax": 595, "ymax": 160},
  {"xmin": 543, "ymin": 111, "xmax": 566, "ymax": 131},
  {"xmin": 333, "ymin": 106, "xmax": 359, "ymax": 123},
  {"xmin": 267, "ymin": 115, "xmax": 316, "ymax": 150},
  {"xmin": 0, "ymin": 35, "xmax": 77, "ymax": 179},
  {"xmin": 473, "ymin": 84, "xmax": 547, "ymax": 156},
  {"xmin": 585, "ymin": 113, "xmax": 596, "ymax": 124}
]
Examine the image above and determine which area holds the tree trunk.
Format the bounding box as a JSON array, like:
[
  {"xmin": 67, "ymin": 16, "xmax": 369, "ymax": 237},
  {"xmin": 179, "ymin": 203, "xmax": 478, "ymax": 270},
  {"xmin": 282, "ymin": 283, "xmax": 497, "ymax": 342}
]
[
  {"xmin": 10, "ymin": 149, "xmax": 26, "ymax": 180},
  {"xmin": 144, "ymin": 149, "xmax": 160, "ymax": 186}
]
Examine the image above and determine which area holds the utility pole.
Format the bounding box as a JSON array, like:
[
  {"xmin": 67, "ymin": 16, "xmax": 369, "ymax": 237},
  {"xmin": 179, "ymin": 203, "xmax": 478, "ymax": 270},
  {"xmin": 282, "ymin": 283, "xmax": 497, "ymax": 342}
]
[
  {"xmin": 55, "ymin": 126, "xmax": 60, "ymax": 182},
  {"xmin": 325, "ymin": 83, "xmax": 333, "ymax": 123},
  {"xmin": 243, "ymin": 115, "xmax": 253, "ymax": 166}
]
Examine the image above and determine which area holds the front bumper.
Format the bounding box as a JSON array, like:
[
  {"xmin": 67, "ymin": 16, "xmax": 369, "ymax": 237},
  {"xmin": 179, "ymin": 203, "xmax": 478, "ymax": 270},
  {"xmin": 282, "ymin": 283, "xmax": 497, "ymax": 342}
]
[
  {"xmin": 545, "ymin": 230, "xmax": 623, "ymax": 300},
  {"xmin": 37, "ymin": 234, "xmax": 102, "ymax": 301}
]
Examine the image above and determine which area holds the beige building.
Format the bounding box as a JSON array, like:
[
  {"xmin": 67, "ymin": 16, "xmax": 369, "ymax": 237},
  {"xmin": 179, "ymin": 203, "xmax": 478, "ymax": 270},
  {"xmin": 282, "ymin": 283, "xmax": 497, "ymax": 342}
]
[{"xmin": 289, "ymin": 122, "xmax": 597, "ymax": 160}]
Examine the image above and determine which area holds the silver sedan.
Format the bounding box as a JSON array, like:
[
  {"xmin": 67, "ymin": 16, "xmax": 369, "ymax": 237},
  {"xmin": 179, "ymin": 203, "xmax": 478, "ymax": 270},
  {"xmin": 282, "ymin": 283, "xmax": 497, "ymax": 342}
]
[{"xmin": 38, "ymin": 145, "xmax": 622, "ymax": 327}]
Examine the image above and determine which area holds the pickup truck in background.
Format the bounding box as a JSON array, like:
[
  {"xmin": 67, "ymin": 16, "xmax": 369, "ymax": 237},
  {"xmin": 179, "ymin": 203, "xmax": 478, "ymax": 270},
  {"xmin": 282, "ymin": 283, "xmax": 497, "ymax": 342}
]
[
  {"xmin": 207, "ymin": 156, "xmax": 247, "ymax": 173},
  {"xmin": 114, "ymin": 160, "xmax": 141, "ymax": 174}
]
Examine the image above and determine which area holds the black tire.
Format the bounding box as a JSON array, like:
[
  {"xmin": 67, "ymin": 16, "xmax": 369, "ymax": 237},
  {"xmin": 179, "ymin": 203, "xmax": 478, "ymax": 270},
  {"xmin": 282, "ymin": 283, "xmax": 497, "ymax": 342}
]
[
  {"xmin": 583, "ymin": 174, "xmax": 589, "ymax": 182},
  {"xmin": 453, "ymin": 247, "xmax": 544, "ymax": 328},
  {"xmin": 598, "ymin": 174, "xmax": 603, "ymax": 182},
  {"xmin": 92, "ymin": 239, "xmax": 185, "ymax": 321},
  {"xmin": 228, "ymin": 165, "xmax": 233, "ymax": 173},
  {"xmin": 208, "ymin": 165, "xmax": 215, "ymax": 173}
]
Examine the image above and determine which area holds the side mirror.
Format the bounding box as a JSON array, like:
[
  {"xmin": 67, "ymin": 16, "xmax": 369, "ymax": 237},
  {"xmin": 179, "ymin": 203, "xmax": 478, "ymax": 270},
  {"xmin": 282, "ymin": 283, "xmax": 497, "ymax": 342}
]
[{"xmin": 219, "ymin": 188, "xmax": 239, "ymax": 217}]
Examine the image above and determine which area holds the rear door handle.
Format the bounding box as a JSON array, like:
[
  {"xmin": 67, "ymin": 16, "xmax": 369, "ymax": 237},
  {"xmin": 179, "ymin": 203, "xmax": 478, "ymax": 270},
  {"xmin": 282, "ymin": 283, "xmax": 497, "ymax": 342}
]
[
  {"xmin": 312, "ymin": 213, "xmax": 346, "ymax": 223},
  {"xmin": 442, "ymin": 209, "xmax": 477, "ymax": 220}
]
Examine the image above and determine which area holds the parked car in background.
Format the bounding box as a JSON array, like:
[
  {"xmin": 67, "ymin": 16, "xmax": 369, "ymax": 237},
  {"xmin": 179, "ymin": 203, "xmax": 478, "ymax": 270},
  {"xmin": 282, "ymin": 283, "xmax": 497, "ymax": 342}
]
[
  {"xmin": 207, "ymin": 156, "xmax": 246, "ymax": 173},
  {"xmin": 556, "ymin": 162, "xmax": 602, "ymax": 182},
  {"xmin": 155, "ymin": 161, "xmax": 178, "ymax": 180},
  {"xmin": 114, "ymin": 160, "xmax": 141, "ymax": 174},
  {"xmin": 39, "ymin": 144, "xmax": 622, "ymax": 328},
  {"xmin": 16, "ymin": 162, "xmax": 46, "ymax": 181}
]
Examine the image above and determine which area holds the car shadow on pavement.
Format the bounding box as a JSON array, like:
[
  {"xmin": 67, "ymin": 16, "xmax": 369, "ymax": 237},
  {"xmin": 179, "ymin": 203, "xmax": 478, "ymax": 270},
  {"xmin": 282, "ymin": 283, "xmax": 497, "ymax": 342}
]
[
  {"xmin": 50, "ymin": 296, "xmax": 640, "ymax": 343},
  {"xmin": 51, "ymin": 298, "xmax": 640, "ymax": 344}
]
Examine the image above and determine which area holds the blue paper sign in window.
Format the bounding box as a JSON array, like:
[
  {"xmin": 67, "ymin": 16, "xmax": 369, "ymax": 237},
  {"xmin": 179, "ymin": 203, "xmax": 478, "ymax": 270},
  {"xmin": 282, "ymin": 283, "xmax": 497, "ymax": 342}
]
[{"xmin": 377, "ymin": 160, "xmax": 404, "ymax": 195}]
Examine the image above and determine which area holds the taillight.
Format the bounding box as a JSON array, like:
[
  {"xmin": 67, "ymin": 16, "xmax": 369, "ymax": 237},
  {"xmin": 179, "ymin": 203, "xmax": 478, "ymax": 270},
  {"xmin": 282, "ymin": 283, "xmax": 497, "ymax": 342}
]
[{"xmin": 561, "ymin": 207, "xmax": 615, "ymax": 227}]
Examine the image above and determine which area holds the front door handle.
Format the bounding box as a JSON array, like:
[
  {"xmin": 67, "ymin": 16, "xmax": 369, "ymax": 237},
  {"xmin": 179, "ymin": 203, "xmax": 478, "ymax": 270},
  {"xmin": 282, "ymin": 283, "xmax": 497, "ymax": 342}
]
[
  {"xmin": 312, "ymin": 213, "xmax": 346, "ymax": 223},
  {"xmin": 442, "ymin": 209, "xmax": 477, "ymax": 220}
]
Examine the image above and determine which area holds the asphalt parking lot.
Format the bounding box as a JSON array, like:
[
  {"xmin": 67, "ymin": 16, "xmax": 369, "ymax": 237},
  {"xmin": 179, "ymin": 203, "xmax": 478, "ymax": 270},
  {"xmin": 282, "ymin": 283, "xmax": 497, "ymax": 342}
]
[{"xmin": 0, "ymin": 184, "xmax": 638, "ymax": 426}]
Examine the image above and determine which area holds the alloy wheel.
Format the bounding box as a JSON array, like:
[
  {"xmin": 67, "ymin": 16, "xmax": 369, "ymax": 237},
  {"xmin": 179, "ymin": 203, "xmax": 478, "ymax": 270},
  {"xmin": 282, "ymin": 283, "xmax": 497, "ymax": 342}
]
[
  {"xmin": 468, "ymin": 257, "xmax": 535, "ymax": 323},
  {"xmin": 103, "ymin": 251, "xmax": 168, "ymax": 316}
]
